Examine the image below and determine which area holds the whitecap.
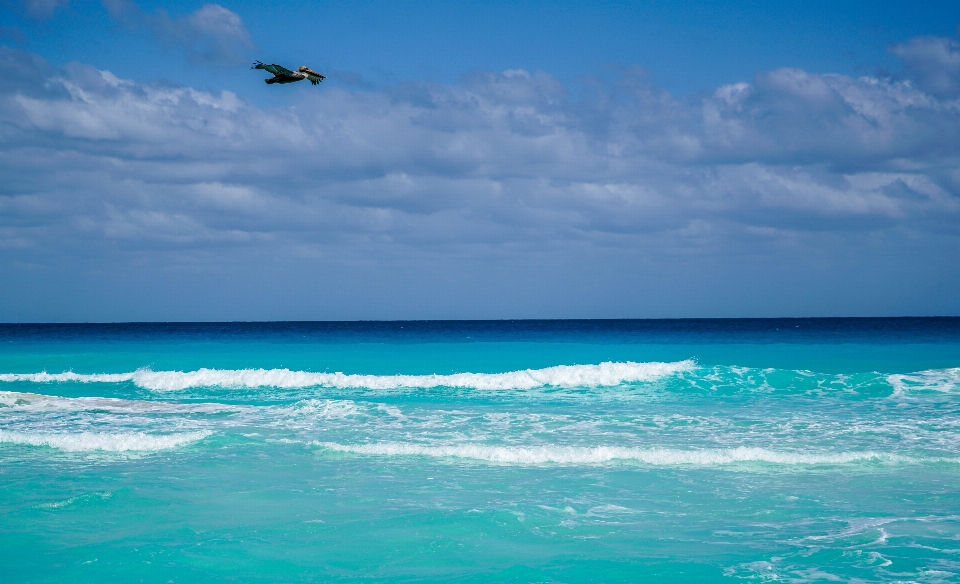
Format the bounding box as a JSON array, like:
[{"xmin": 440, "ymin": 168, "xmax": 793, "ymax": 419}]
[
  {"xmin": 35, "ymin": 491, "xmax": 112, "ymax": 509},
  {"xmin": 587, "ymin": 504, "xmax": 640, "ymax": 515},
  {"xmin": 312, "ymin": 442, "xmax": 907, "ymax": 466},
  {"xmin": 0, "ymin": 360, "xmax": 695, "ymax": 391},
  {"xmin": 0, "ymin": 391, "xmax": 242, "ymax": 414},
  {"xmin": 887, "ymin": 368, "xmax": 960, "ymax": 396},
  {"xmin": 0, "ymin": 429, "xmax": 212, "ymax": 452}
]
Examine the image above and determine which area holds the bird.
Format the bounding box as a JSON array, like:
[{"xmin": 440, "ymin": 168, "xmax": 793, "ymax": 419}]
[{"xmin": 252, "ymin": 61, "xmax": 326, "ymax": 85}]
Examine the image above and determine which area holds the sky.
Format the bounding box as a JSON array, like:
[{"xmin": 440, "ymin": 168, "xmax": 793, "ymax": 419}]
[{"xmin": 1, "ymin": 0, "xmax": 959, "ymax": 321}]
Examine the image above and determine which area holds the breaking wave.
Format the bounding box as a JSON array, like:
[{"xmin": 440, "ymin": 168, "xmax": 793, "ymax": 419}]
[
  {"xmin": 314, "ymin": 442, "xmax": 917, "ymax": 466},
  {"xmin": 0, "ymin": 360, "xmax": 695, "ymax": 391},
  {"xmin": 0, "ymin": 391, "xmax": 243, "ymax": 413},
  {"xmin": 887, "ymin": 368, "xmax": 960, "ymax": 396},
  {"xmin": 0, "ymin": 430, "xmax": 212, "ymax": 452}
]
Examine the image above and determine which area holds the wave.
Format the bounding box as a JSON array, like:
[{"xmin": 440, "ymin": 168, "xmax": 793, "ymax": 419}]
[
  {"xmin": 0, "ymin": 430, "xmax": 212, "ymax": 452},
  {"xmin": 0, "ymin": 360, "xmax": 695, "ymax": 391},
  {"xmin": 0, "ymin": 391, "xmax": 243, "ymax": 414},
  {"xmin": 35, "ymin": 491, "xmax": 112, "ymax": 509},
  {"xmin": 314, "ymin": 442, "xmax": 919, "ymax": 466},
  {"xmin": 887, "ymin": 368, "xmax": 960, "ymax": 396}
]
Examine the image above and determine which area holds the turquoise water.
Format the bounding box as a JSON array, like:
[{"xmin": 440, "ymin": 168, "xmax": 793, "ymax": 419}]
[{"xmin": 2, "ymin": 319, "xmax": 959, "ymax": 582}]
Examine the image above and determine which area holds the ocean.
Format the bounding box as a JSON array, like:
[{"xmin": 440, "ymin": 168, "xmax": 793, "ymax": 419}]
[{"xmin": 1, "ymin": 318, "xmax": 959, "ymax": 582}]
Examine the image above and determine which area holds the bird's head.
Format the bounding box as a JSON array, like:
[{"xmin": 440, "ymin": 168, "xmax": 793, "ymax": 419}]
[{"xmin": 298, "ymin": 66, "xmax": 308, "ymax": 72}]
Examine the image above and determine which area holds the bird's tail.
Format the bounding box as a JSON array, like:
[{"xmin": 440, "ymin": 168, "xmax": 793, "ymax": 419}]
[{"xmin": 252, "ymin": 60, "xmax": 265, "ymax": 70}]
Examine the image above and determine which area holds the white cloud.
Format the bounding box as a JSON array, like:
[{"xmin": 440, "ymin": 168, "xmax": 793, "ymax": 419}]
[{"xmin": 3, "ymin": 47, "xmax": 958, "ymax": 243}]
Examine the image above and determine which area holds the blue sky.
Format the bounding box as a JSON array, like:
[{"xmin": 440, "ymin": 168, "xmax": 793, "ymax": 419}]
[
  {"xmin": 1, "ymin": 0, "xmax": 959, "ymax": 321},
  {"xmin": 8, "ymin": 1, "xmax": 960, "ymax": 95}
]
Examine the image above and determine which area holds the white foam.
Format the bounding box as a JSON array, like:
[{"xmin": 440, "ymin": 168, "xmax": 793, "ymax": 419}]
[
  {"xmin": 0, "ymin": 391, "xmax": 242, "ymax": 414},
  {"xmin": 36, "ymin": 492, "xmax": 112, "ymax": 509},
  {"xmin": 587, "ymin": 504, "xmax": 639, "ymax": 515},
  {"xmin": 0, "ymin": 430, "xmax": 212, "ymax": 452},
  {"xmin": 314, "ymin": 442, "xmax": 906, "ymax": 466},
  {"xmin": 0, "ymin": 372, "xmax": 132, "ymax": 383},
  {"xmin": 0, "ymin": 360, "xmax": 695, "ymax": 391},
  {"xmin": 276, "ymin": 399, "xmax": 361, "ymax": 419},
  {"xmin": 887, "ymin": 368, "xmax": 960, "ymax": 396}
]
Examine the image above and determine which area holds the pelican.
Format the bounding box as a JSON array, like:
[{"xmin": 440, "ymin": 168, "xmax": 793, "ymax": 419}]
[{"xmin": 252, "ymin": 61, "xmax": 326, "ymax": 85}]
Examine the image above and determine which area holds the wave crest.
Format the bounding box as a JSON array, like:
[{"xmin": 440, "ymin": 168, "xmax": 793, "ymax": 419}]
[
  {"xmin": 887, "ymin": 368, "xmax": 960, "ymax": 396},
  {"xmin": 0, "ymin": 430, "xmax": 212, "ymax": 452},
  {"xmin": 0, "ymin": 360, "xmax": 695, "ymax": 391},
  {"xmin": 314, "ymin": 442, "xmax": 908, "ymax": 466}
]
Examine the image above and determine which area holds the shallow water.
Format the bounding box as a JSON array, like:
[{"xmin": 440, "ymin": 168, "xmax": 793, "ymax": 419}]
[{"xmin": 2, "ymin": 319, "xmax": 959, "ymax": 582}]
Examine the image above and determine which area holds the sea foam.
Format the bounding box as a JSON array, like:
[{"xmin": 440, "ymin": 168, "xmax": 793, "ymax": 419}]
[
  {"xmin": 0, "ymin": 360, "xmax": 695, "ymax": 391},
  {"xmin": 887, "ymin": 368, "xmax": 960, "ymax": 396},
  {"xmin": 0, "ymin": 430, "xmax": 212, "ymax": 452},
  {"xmin": 315, "ymin": 442, "xmax": 906, "ymax": 466},
  {"xmin": 0, "ymin": 391, "xmax": 242, "ymax": 414}
]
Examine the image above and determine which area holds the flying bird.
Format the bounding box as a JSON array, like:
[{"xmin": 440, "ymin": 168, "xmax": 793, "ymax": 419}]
[{"xmin": 252, "ymin": 61, "xmax": 326, "ymax": 85}]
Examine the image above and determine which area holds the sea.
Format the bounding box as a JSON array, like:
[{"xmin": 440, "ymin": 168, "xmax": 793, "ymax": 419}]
[{"xmin": 2, "ymin": 318, "xmax": 959, "ymax": 582}]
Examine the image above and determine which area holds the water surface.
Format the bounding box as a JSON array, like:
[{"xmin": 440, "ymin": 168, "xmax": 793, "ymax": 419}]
[{"xmin": 2, "ymin": 318, "xmax": 959, "ymax": 582}]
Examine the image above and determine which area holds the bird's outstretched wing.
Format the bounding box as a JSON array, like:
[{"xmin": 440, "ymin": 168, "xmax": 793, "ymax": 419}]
[{"xmin": 252, "ymin": 61, "xmax": 295, "ymax": 76}]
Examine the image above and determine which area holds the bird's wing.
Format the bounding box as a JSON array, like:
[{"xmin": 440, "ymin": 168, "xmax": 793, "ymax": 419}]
[
  {"xmin": 253, "ymin": 62, "xmax": 296, "ymax": 76},
  {"xmin": 267, "ymin": 64, "xmax": 296, "ymax": 76}
]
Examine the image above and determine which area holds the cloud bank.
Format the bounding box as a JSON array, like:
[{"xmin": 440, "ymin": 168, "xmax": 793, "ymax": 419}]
[{"xmin": 1, "ymin": 31, "xmax": 959, "ymax": 319}]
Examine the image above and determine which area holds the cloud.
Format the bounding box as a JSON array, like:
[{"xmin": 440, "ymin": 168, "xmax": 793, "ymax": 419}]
[
  {"xmin": 1, "ymin": 45, "xmax": 957, "ymax": 244},
  {"xmin": 101, "ymin": 0, "xmax": 254, "ymax": 64},
  {"xmin": 890, "ymin": 34, "xmax": 960, "ymax": 98},
  {"xmin": 1, "ymin": 34, "xmax": 959, "ymax": 318},
  {"xmin": 18, "ymin": 0, "xmax": 69, "ymax": 20},
  {"xmin": 700, "ymin": 67, "xmax": 960, "ymax": 169}
]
